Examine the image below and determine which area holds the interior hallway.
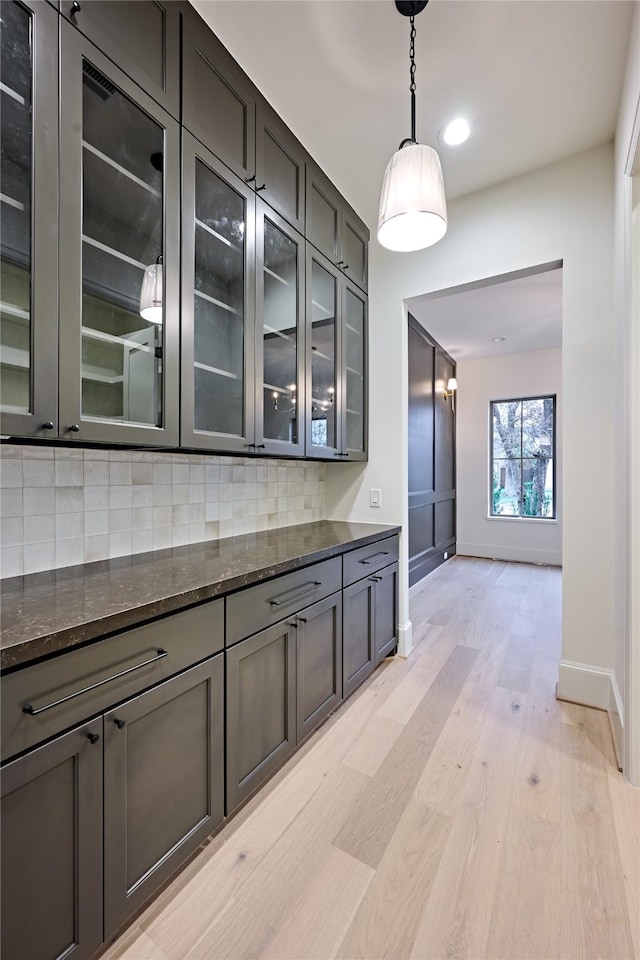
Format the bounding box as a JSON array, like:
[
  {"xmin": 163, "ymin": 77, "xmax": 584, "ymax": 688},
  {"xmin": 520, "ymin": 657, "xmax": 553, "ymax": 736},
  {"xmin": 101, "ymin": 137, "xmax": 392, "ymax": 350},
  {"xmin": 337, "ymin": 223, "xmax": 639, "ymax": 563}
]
[{"xmin": 103, "ymin": 557, "xmax": 640, "ymax": 960}]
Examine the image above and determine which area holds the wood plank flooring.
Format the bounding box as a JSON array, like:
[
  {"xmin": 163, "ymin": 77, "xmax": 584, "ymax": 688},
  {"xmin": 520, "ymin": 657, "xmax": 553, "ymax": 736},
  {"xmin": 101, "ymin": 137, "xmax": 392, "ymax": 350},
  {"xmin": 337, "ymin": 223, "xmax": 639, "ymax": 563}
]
[{"xmin": 102, "ymin": 557, "xmax": 640, "ymax": 960}]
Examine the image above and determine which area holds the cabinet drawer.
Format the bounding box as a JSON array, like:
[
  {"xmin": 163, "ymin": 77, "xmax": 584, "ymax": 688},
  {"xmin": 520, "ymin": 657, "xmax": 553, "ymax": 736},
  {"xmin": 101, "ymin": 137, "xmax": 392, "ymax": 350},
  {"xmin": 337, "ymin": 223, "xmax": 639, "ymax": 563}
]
[
  {"xmin": 1, "ymin": 600, "xmax": 224, "ymax": 762},
  {"xmin": 226, "ymin": 558, "xmax": 342, "ymax": 647},
  {"xmin": 342, "ymin": 536, "xmax": 399, "ymax": 587}
]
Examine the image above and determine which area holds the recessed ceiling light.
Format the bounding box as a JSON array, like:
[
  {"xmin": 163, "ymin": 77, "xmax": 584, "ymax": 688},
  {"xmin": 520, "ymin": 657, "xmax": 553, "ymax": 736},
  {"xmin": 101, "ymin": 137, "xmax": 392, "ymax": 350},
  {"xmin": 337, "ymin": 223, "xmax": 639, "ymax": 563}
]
[
  {"xmin": 491, "ymin": 337, "xmax": 506, "ymax": 342},
  {"xmin": 441, "ymin": 118, "xmax": 471, "ymax": 146}
]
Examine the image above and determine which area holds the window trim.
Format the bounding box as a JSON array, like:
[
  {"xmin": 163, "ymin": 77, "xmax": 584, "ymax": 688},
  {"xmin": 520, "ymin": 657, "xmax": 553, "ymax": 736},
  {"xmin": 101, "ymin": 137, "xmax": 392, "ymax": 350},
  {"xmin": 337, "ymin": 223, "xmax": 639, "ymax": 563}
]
[{"xmin": 489, "ymin": 394, "xmax": 557, "ymax": 520}]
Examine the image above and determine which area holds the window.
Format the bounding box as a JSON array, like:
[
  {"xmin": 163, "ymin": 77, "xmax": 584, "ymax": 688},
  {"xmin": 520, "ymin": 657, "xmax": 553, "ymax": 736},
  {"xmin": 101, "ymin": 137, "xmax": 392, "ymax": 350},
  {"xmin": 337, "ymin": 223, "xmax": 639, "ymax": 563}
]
[{"xmin": 490, "ymin": 396, "xmax": 556, "ymax": 518}]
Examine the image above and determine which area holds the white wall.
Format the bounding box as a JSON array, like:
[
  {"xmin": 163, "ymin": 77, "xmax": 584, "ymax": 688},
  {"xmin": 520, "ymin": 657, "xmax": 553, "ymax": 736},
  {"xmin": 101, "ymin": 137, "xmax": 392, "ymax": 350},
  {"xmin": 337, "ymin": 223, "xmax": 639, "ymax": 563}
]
[
  {"xmin": 613, "ymin": 0, "xmax": 640, "ymax": 782},
  {"xmin": 326, "ymin": 142, "xmax": 616, "ymax": 705},
  {"xmin": 455, "ymin": 347, "xmax": 562, "ymax": 566}
]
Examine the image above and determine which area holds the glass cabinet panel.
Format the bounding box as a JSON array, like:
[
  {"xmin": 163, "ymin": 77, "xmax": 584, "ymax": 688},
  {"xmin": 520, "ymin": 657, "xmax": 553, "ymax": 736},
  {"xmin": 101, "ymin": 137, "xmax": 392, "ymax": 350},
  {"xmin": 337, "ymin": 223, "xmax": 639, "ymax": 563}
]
[
  {"xmin": 262, "ymin": 218, "xmax": 299, "ymax": 446},
  {"xmin": 0, "ymin": 2, "xmax": 32, "ymax": 415},
  {"xmin": 81, "ymin": 60, "xmax": 164, "ymax": 426},
  {"xmin": 193, "ymin": 159, "xmax": 246, "ymax": 437},
  {"xmin": 309, "ymin": 259, "xmax": 337, "ymax": 451},
  {"xmin": 345, "ymin": 288, "xmax": 365, "ymax": 454}
]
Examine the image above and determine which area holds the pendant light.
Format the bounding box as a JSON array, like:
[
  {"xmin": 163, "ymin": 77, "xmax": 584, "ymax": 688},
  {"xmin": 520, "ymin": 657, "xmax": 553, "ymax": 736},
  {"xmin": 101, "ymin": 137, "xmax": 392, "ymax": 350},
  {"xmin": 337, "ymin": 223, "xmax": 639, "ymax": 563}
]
[
  {"xmin": 139, "ymin": 255, "xmax": 163, "ymax": 324},
  {"xmin": 378, "ymin": 0, "xmax": 447, "ymax": 252}
]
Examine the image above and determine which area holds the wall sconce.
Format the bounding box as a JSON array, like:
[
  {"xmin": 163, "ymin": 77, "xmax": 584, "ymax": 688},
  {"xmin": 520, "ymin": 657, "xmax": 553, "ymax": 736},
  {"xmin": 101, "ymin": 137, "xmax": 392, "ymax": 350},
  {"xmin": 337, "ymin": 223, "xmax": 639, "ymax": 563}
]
[{"xmin": 443, "ymin": 377, "xmax": 457, "ymax": 412}]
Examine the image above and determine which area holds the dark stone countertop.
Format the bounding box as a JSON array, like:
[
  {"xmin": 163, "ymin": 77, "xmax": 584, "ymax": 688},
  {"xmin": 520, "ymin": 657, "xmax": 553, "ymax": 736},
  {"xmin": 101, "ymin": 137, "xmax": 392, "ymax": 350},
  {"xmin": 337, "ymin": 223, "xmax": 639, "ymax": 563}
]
[{"xmin": 0, "ymin": 521, "xmax": 400, "ymax": 672}]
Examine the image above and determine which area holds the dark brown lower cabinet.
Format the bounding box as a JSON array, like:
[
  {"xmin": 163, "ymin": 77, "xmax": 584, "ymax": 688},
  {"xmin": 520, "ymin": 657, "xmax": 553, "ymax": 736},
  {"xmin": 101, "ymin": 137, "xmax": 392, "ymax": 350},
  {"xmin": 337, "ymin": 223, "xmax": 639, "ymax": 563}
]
[
  {"xmin": 226, "ymin": 621, "xmax": 296, "ymax": 813},
  {"xmin": 343, "ymin": 576, "xmax": 376, "ymax": 697},
  {"xmin": 1, "ymin": 719, "xmax": 103, "ymax": 960},
  {"xmin": 373, "ymin": 562, "xmax": 399, "ymax": 665},
  {"xmin": 103, "ymin": 655, "xmax": 224, "ymax": 938},
  {"xmin": 296, "ymin": 593, "xmax": 342, "ymax": 742}
]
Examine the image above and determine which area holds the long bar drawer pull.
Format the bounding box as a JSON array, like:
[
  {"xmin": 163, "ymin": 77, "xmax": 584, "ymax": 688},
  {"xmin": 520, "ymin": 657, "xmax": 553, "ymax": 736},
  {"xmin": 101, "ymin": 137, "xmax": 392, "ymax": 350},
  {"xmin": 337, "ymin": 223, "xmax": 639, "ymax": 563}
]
[
  {"xmin": 359, "ymin": 551, "xmax": 390, "ymax": 565},
  {"xmin": 22, "ymin": 649, "xmax": 168, "ymax": 717},
  {"xmin": 268, "ymin": 581, "xmax": 322, "ymax": 607}
]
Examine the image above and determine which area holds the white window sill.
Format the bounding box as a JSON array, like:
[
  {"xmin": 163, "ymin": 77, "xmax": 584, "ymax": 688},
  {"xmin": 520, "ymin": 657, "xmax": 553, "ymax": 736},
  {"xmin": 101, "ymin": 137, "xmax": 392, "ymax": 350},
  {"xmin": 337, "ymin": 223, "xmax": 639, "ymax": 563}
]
[{"xmin": 486, "ymin": 515, "xmax": 558, "ymax": 524}]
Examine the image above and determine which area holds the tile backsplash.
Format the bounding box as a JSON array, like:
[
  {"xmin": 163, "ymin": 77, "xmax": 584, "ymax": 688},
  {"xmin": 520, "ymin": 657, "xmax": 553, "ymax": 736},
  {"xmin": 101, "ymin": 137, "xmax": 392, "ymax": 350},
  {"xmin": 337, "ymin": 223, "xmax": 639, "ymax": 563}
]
[{"xmin": 0, "ymin": 445, "xmax": 325, "ymax": 578}]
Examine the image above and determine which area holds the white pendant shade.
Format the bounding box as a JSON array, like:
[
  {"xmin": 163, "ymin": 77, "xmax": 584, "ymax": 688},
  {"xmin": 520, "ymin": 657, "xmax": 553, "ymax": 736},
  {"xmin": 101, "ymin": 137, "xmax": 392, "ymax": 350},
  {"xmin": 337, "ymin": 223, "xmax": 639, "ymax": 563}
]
[
  {"xmin": 139, "ymin": 260, "xmax": 163, "ymax": 324},
  {"xmin": 377, "ymin": 142, "xmax": 447, "ymax": 252}
]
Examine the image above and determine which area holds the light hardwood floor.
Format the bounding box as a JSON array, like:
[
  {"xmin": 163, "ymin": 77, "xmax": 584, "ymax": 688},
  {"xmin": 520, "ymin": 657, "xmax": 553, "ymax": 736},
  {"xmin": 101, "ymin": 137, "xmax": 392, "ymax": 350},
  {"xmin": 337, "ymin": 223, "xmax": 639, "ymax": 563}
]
[{"xmin": 103, "ymin": 557, "xmax": 640, "ymax": 960}]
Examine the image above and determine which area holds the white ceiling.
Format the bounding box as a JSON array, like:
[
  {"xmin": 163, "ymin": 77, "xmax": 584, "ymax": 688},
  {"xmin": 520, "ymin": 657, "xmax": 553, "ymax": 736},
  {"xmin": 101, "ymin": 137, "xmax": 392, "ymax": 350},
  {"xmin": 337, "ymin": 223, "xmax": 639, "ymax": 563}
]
[
  {"xmin": 191, "ymin": 0, "xmax": 634, "ymax": 228},
  {"xmin": 407, "ymin": 265, "xmax": 563, "ymax": 361}
]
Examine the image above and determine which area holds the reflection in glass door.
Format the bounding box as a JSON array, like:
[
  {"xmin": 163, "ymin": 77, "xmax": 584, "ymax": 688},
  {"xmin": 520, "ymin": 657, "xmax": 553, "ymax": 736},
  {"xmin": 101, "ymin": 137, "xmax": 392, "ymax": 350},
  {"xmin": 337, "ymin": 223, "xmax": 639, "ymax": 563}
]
[
  {"xmin": 261, "ymin": 217, "xmax": 299, "ymax": 447},
  {"xmin": 81, "ymin": 60, "xmax": 164, "ymax": 425},
  {"xmin": 344, "ymin": 287, "xmax": 365, "ymax": 455},
  {"xmin": 309, "ymin": 258, "xmax": 337, "ymax": 451},
  {"xmin": 0, "ymin": 2, "xmax": 32, "ymax": 415},
  {"xmin": 192, "ymin": 159, "xmax": 246, "ymax": 438}
]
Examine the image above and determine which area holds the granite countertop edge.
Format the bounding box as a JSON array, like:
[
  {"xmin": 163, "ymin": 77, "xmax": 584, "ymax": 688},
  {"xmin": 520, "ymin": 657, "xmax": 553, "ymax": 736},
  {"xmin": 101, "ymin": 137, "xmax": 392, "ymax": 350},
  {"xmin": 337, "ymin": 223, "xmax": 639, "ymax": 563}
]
[{"xmin": 1, "ymin": 521, "xmax": 401, "ymax": 672}]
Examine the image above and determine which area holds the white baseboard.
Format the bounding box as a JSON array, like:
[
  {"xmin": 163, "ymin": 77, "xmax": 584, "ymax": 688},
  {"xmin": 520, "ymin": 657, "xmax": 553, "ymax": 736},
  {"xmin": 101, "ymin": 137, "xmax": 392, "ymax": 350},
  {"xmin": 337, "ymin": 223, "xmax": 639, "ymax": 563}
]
[
  {"xmin": 397, "ymin": 620, "xmax": 413, "ymax": 658},
  {"xmin": 457, "ymin": 542, "xmax": 562, "ymax": 566},
  {"xmin": 557, "ymin": 658, "xmax": 625, "ymax": 758}
]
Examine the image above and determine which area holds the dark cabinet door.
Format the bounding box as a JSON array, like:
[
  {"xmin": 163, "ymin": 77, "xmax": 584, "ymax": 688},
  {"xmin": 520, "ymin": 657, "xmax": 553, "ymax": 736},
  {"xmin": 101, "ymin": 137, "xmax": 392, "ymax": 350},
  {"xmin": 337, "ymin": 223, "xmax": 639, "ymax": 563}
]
[
  {"xmin": 60, "ymin": 0, "xmax": 180, "ymax": 118},
  {"xmin": 305, "ymin": 161, "xmax": 342, "ymax": 263},
  {"xmin": 341, "ymin": 279, "xmax": 368, "ymax": 462},
  {"xmin": 306, "ymin": 246, "xmax": 341, "ymax": 460},
  {"xmin": 341, "ymin": 205, "xmax": 369, "ymax": 294},
  {"xmin": 226, "ymin": 621, "xmax": 296, "ymax": 813},
  {"xmin": 296, "ymin": 593, "xmax": 342, "ymax": 742},
  {"xmin": 255, "ymin": 201, "xmax": 305, "ymax": 457},
  {"xmin": 182, "ymin": 11, "xmax": 257, "ymax": 182},
  {"xmin": 256, "ymin": 101, "xmax": 306, "ymax": 233},
  {"xmin": 58, "ymin": 22, "xmax": 180, "ymax": 446},
  {"xmin": 342, "ymin": 576, "xmax": 375, "ymax": 697},
  {"xmin": 373, "ymin": 562, "xmax": 399, "ymax": 664},
  {"xmin": 181, "ymin": 132, "xmax": 256, "ymax": 453},
  {"xmin": 0, "ymin": 0, "xmax": 58, "ymax": 439},
  {"xmin": 103, "ymin": 654, "xmax": 224, "ymax": 938},
  {"xmin": 1, "ymin": 719, "xmax": 103, "ymax": 960}
]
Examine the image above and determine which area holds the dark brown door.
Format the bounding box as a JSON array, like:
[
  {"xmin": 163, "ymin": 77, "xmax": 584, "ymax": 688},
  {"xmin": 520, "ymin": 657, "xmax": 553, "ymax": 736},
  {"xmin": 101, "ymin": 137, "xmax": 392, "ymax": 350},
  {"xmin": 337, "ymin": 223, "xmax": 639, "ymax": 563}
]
[
  {"xmin": 305, "ymin": 162, "xmax": 342, "ymax": 263},
  {"xmin": 296, "ymin": 593, "xmax": 343, "ymax": 741},
  {"xmin": 256, "ymin": 101, "xmax": 306, "ymax": 233},
  {"xmin": 60, "ymin": 0, "xmax": 181, "ymax": 117},
  {"xmin": 226, "ymin": 621, "xmax": 296, "ymax": 813},
  {"xmin": 342, "ymin": 576, "xmax": 375, "ymax": 697},
  {"xmin": 408, "ymin": 315, "xmax": 456, "ymax": 586},
  {"xmin": 373, "ymin": 562, "xmax": 399, "ymax": 664},
  {"xmin": 340, "ymin": 205, "xmax": 369, "ymax": 294},
  {"xmin": 1, "ymin": 720, "xmax": 103, "ymax": 960}
]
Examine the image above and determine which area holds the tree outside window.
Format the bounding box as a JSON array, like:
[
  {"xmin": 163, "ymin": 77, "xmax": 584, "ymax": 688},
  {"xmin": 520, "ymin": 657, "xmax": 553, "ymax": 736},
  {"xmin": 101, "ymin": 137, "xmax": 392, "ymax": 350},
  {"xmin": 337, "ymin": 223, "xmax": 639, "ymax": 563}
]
[{"xmin": 490, "ymin": 396, "xmax": 555, "ymax": 518}]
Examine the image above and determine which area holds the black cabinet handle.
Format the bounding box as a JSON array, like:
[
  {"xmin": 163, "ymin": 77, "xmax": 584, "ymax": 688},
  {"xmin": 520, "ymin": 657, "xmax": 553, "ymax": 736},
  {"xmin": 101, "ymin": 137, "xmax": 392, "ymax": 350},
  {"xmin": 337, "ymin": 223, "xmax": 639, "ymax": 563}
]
[
  {"xmin": 70, "ymin": 0, "xmax": 81, "ymax": 18},
  {"xmin": 359, "ymin": 551, "xmax": 390, "ymax": 565},
  {"xmin": 244, "ymin": 174, "xmax": 256, "ymax": 184},
  {"xmin": 87, "ymin": 732, "xmax": 99, "ymax": 745},
  {"xmin": 69, "ymin": 424, "xmax": 80, "ymax": 433},
  {"xmin": 336, "ymin": 260, "xmax": 345, "ymax": 267},
  {"xmin": 287, "ymin": 620, "xmax": 298, "ymax": 629},
  {"xmin": 342, "ymin": 264, "xmax": 349, "ymax": 271},
  {"xmin": 256, "ymin": 183, "xmax": 267, "ymax": 192},
  {"xmin": 42, "ymin": 421, "xmax": 54, "ymax": 430},
  {"xmin": 254, "ymin": 444, "xmax": 265, "ymax": 449},
  {"xmin": 23, "ymin": 649, "xmax": 168, "ymax": 717},
  {"xmin": 113, "ymin": 718, "xmax": 126, "ymax": 729},
  {"xmin": 268, "ymin": 581, "xmax": 321, "ymax": 607},
  {"xmin": 369, "ymin": 576, "xmax": 382, "ymax": 582},
  {"xmin": 297, "ymin": 616, "xmax": 307, "ymax": 623},
  {"xmin": 334, "ymin": 452, "xmax": 349, "ymax": 458}
]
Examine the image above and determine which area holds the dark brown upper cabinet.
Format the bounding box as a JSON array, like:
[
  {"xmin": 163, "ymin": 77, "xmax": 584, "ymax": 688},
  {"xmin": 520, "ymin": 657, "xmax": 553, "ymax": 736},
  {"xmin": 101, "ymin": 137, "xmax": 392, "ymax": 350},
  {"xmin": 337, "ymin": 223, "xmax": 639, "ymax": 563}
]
[
  {"xmin": 60, "ymin": 0, "xmax": 181, "ymax": 119},
  {"xmin": 255, "ymin": 201, "xmax": 306, "ymax": 458},
  {"xmin": 0, "ymin": 0, "xmax": 59, "ymax": 440},
  {"xmin": 256, "ymin": 100, "xmax": 306, "ymax": 234},
  {"xmin": 58, "ymin": 21, "xmax": 180, "ymax": 446},
  {"xmin": 182, "ymin": 9, "xmax": 257, "ymax": 183},
  {"xmin": 306, "ymin": 246, "xmax": 367, "ymax": 462},
  {"xmin": 181, "ymin": 132, "xmax": 257, "ymax": 454},
  {"xmin": 306, "ymin": 160, "xmax": 369, "ymax": 294}
]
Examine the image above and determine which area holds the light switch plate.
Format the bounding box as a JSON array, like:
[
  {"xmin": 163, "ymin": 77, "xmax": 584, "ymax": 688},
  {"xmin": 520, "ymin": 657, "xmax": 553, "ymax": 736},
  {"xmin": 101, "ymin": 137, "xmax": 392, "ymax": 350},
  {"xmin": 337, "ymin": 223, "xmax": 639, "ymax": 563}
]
[{"xmin": 370, "ymin": 488, "xmax": 382, "ymax": 508}]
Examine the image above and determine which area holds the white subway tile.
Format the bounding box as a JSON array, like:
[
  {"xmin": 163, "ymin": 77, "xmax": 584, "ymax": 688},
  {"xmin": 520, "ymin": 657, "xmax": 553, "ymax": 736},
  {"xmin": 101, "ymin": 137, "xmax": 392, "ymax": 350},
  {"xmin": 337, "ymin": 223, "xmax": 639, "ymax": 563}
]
[
  {"xmin": 219, "ymin": 465, "xmax": 232, "ymax": 483},
  {"xmin": 152, "ymin": 526, "xmax": 172, "ymax": 550},
  {"xmin": 132, "ymin": 462, "xmax": 153, "ymax": 485},
  {"xmin": 23, "ymin": 486, "xmax": 53, "ymax": 517},
  {"xmin": 22, "ymin": 460, "xmax": 53, "ymax": 487},
  {"xmin": 85, "ymin": 510, "xmax": 109, "ymax": 536},
  {"xmin": 189, "ymin": 464, "xmax": 204, "ymax": 484},
  {"xmin": 24, "ymin": 541, "xmax": 55, "ymax": 574},
  {"xmin": 84, "ymin": 485, "xmax": 109, "ymax": 511},
  {"xmin": 1, "ymin": 545, "xmax": 23, "ymax": 578},
  {"xmin": 172, "ymin": 525, "xmax": 190, "ymax": 547},
  {"xmin": 1, "ymin": 517, "xmax": 23, "ymax": 547},
  {"xmin": 132, "ymin": 484, "xmax": 153, "ymax": 507},
  {"xmin": 83, "ymin": 447, "xmax": 110, "ymax": 460},
  {"xmin": 189, "ymin": 484, "xmax": 204, "ymax": 504},
  {"xmin": 109, "ymin": 485, "xmax": 133, "ymax": 509},
  {"xmin": 205, "ymin": 521, "xmax": 219, "ymax": 540},
  {"xmin": 205, "ymin": 464, "xmax": 220, "ymax": 483},
  {"xmin": 1, "ymin": 488, "xmax": 23, "ymax": 517},
  {"xmin": 56, "ymin": 538, "xmax": 84, "ymax": 568},
  {"xmin": 132, "ymin": 507, "xmax": 153, "ymax": 530},
  {"xmin": 205, "ymin": 502, "xmax": 219, "ymax": 522},
  {"xmin": 109, "ymin": 532, "xmax": 132, "ymax": 558},
  {"xmin": 55, "ymin": 447, "xmax": 83, "ymax": 460},
  {"xmin": 172, "ymin": 504, "xmax": 189, "ymax": 525},
  {"xmin": 84, "ymin": 461, "xmax": 109, "ymax": 485},
  {"xmin": 1, "ymin": 444, "xmax": 23, "ymax": 458},
  {"xmin": 153, "ymin": 463, "xmax": 171, "ymax": 485},
  {"xmin": 56, "ymin": 486, "xmax": 83, "ymax": 513},
  {"xmin": 153, "ymin": 505, "xmax": 172, "ymax": 527},
  {"xmin": 109, "ymin": 461, "xmax": 132, "ymax": 485},
  {"xmin": 219, "ymin": 502, "xmax": 232, "ymax": 521},
  {"xmin": 132, "ymin": 528, "xmax": 153, "ymax": 554},
  {"xmin": 172, "ymin": 484, "xmax": 189, "ymax": 505},
  {"xmin": 190, "ymin": 502, "xmax": 204, "ymax": 523},
  {"xmin": 22, "ymin": 445, "xmax": 54, "ymax": 459},
  {"xmin": 205, "ymin": 484, "xmax": 219, "ymax": 502},
  {"xmin": 219, "ymin": 518, "xmax": 234, "ymax": 538},
  {"xmin": 23, "ymin": 515, "xmax": 56, "ymax": 544},
  {"xmin": 109, "ymin": 508, "xmax": 132, "ymax": 533},
  {"xmin": 1, "ymin": 459, "xmax": 23, "ymax": 488},
  {"xmin": 109, "ymin": 450, "xmax": 132, "ymax": 462},
  {"xmin": 171, "ymin": 463, "xmax": 189, "ymax": 485},
  {"xmin": 56, "ymin": 512, "xmax": 83, "ymax": 540},
  {"xmin": 84, "ymin": 535, "xmax": 109, "ymax": 563},
  {"xmin": 153, "ymin": 484, "xmax": 172, "ymax": 506},
  {"xmin": 188, "ymin": 522, "xmax": 205, "ymax": 543}
]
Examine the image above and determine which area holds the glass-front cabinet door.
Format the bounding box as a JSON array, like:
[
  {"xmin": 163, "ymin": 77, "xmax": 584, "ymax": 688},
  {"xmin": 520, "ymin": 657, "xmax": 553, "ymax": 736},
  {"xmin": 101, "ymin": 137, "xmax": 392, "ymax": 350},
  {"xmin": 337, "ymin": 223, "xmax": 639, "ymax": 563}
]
[
  {"xmin": 255, "ymin": 202, "xmax": 304, "ymax": 457},
  {"xmin": 0, "ymin": 0, "xmax": 58, "ymax": 438},
  {"xmin": 181, "ymin": 133, "xmax": 255, "ymax": 453},
  {"xmin": 342, "ymin": 280, "xmax": 367, "ymax": 460},
  {"xmin": 306, "ymin": 248, "xmax": 340, "ymax": 459},
  {"xmin": 59, "ymin": 23, "xmax": 180, "ymax": 445}
]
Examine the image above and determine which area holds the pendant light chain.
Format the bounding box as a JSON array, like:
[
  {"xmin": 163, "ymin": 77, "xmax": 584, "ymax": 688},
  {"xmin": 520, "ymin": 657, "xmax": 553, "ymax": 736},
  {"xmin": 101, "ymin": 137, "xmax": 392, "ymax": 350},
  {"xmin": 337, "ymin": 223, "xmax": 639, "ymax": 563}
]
[{"xmin": 409, "ymin": 14, "xmax": 417, "ymax": 143}]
